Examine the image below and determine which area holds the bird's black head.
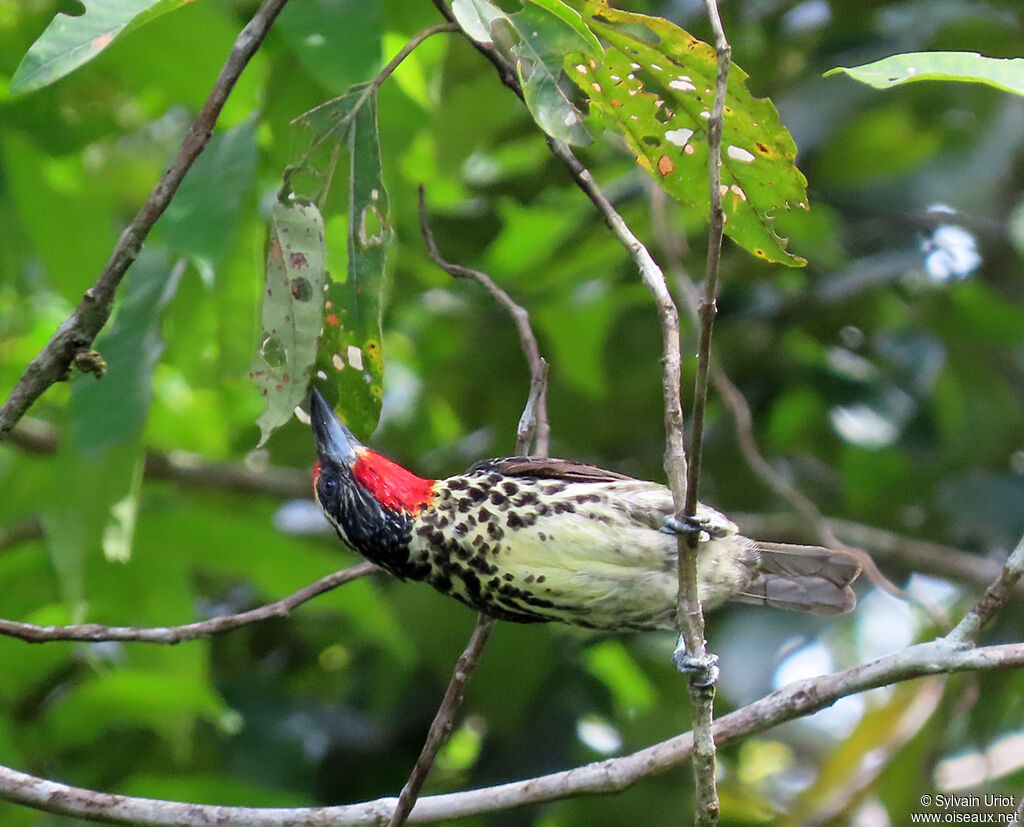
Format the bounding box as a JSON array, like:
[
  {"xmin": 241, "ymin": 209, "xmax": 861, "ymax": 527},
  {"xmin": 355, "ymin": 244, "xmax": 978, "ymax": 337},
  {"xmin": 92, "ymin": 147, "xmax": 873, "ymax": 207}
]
[{"xmin": 309, "ymin": 389, "xmax": 436, "ymax": 575}]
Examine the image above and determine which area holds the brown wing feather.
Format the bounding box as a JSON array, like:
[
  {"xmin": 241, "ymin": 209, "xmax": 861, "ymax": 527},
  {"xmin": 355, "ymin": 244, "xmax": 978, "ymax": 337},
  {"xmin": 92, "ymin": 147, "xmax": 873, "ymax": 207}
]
[
  {"xmin": 468, "ymin": 456, "xmax": 636, "ymax": 483},
  {"xmin": 735, "ymin": 542, "xmax": 861, "ymax": 615}
]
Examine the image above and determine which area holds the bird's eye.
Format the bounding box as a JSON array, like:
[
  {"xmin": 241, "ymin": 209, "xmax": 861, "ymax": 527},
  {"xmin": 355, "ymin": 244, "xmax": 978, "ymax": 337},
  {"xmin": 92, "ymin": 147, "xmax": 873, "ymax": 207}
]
[{"xmin": 321, "ymin": 477, "xmax": 339, "ymax": 497}]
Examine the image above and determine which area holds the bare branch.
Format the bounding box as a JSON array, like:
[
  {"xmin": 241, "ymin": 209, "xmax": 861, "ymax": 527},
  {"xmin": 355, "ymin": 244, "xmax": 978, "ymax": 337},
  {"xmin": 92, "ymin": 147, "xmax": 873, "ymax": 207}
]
[
  {"xmin": 388, "ymin": 614, "xmax": 497, "ymax": 827},
  {"xmin": 0, "ymin": 562, "xmax": 376, "ymax": 644},
  {"xmin": 418, "ymin": 186, "xmax": 550, "ymax": 457},
  {"xmin": 3, "ymin": 638, "xmax": 1024, "ymax": 824},
  {"xmin": 0, "ymin": 0, "xmax": 293, "ymax": 441}
]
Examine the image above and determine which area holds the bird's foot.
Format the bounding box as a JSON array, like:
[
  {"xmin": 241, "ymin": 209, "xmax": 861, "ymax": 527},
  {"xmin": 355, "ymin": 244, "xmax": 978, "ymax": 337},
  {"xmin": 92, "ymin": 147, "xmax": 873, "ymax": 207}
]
[
  {"xmin": 672, "ymin": 635, "xmax": 719, "ymax": 688},
  {"xmin": 661, "ymin": 513, "xmax": 729, "ymax": 541}
]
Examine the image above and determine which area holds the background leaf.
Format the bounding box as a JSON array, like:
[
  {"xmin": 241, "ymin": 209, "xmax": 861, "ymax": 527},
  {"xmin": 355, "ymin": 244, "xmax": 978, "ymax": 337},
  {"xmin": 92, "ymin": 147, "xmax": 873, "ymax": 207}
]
[
  {"xmin": 827, "ymin": 52, "xmax": 1024, "ymax": 97},
  {"xmin": 10, "ymin": 0, "xmax": 198, "ymax": 95}
]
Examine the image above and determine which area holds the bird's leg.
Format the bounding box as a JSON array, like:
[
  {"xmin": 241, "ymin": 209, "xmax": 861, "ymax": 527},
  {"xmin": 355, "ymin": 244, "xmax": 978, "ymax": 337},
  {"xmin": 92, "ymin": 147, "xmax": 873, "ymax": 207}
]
[
  {"xmin": 664, "ymin": 512, "xmax": 722, "ymax": 686},
  {"xmin": 661, "ymin": 513, "xmax": 730, "ymax": 540},
  {"xmin": 672, "ymin": 634, "xmax": 720, "ymax": 687}
]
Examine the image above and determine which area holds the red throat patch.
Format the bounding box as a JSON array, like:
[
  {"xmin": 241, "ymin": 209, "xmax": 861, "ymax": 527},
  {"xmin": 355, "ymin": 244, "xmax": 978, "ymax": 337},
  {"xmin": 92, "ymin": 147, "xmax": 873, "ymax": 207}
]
[{"xmin": 352, "ymin": 449, "xmax": 436, "ymax": 514}]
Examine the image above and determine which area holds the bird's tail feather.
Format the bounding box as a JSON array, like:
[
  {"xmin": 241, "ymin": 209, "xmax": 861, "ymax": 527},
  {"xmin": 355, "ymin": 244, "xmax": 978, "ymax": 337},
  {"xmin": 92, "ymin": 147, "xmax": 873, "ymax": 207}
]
[{"xmin": 736, "ymin": 542, "xmax": 861, "ymax": 616}]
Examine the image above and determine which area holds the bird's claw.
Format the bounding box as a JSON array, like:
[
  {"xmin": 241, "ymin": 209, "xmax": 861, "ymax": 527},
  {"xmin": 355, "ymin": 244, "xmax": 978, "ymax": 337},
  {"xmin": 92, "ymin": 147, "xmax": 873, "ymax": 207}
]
[
  {"xmin": 661, "ymin": 513, "xmax": 729, "ymax": 541},
  {"xmin": 672, "ymin": 634, "xmax": 719, "ymax": 687},
  {"xmin": 672, "ymin": 648, "xmax": 720, "ymax": 688}
]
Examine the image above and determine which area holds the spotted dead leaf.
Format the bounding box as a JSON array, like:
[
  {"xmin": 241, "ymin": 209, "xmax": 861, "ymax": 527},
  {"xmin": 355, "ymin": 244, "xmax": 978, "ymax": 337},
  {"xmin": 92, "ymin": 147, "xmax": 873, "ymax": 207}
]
[
  {"xmin": 566, "ymin": 0, "xmax": 808, "ymax": 266},
  {"xmin": 250, "ymin": 200, "xmax": 326, "ymax": 446}
]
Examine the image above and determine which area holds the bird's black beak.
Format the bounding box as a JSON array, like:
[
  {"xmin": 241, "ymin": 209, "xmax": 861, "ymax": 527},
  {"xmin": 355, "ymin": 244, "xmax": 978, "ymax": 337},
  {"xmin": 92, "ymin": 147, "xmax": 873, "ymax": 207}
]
[{"xmin": 309, "ymin": 388, "xmax": 363, "ymax": 466}]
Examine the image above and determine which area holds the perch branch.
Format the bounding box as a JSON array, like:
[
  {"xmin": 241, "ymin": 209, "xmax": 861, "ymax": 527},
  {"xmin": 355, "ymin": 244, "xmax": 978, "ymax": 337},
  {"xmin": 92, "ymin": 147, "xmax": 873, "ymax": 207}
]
[
  {"xmin": 670, "ymin": 1, "xmax": 732, "ymax": 820},
  {"xmin": 0, "ymin": 562, "xmax": 376, "ymax": 644},
  {"xmin": 0, "ymin": 0, "xmax": 292, "ymax": 441}
]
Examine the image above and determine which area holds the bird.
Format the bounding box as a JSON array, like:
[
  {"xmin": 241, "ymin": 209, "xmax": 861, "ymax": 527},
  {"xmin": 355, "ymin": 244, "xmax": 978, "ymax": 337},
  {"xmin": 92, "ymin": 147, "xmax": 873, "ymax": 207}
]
[{"xmin": 309, "ymin": 390, "xmax": 860, "ymax": 679}]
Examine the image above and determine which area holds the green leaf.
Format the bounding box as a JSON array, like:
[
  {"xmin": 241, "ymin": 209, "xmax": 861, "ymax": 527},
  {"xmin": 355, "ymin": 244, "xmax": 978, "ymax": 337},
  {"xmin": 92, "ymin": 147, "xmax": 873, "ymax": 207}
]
[
  {"xmin": 250, "ymin": 201, "xmax": 327, "ymax": 446},
  {"xmin": 314, "ymin": 93, "xmax": 390, "ymax": 439},
  {"xmin": 10, "ymin": 0, "xmax": 198, "ymax": 95},
  {"xmin": 158, "ymin": 118, "xmax": 259, "ymax": 266},
  {"xmin": 522, "ymin": 0, "xmax": 603, "ymax": 59},
  {"xmin": 43, "ymin": 668, "xmax": 228, "ymax": 749},
  {"xmin": 275, "ymin": 0, "xmax": 382, "ymax": 96},
  {"xmin": 41, "ymin": 249, "xmax": 182, "ymax": 595},
  {"xmin": 567, "ymin": 1, "xmax": 808, "ymax": 266},
  {"xmin": 509, "ymin": 2, "xmax": 595, "ymax": 145},
  {"xmin": 450, "ymin": 0, "xmax": 507, "ymax": 45},
  {"xmin": 72, "ymin": 252, "xmax": 183, "ymax": 454},
  {"xmin": 826, "ymin": 52, "xmax": 1024, "ymax": 97},
  {"xmin": 451, "ymin": 0, "xmax": 598, "ymax": 144}
]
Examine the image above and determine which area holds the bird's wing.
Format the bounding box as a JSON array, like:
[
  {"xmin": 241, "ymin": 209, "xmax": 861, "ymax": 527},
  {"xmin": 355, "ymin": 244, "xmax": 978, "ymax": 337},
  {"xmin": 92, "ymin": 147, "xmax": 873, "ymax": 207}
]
[{"xmin": 467, "ymin": 456, "xmax": 636, "ymax": 483}]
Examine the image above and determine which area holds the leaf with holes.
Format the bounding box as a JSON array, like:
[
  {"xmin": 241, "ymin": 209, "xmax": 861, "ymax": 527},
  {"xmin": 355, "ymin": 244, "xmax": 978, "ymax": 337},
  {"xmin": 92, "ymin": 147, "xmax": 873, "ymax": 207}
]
[
  {"xmin": 566, "ymin": 0, "xmax": 808, "ymax": 266},
  {"xmin": 251, "ymin": 201, "xmax": 326, "ymax": 446},
  {"xmin": 313, "ymin": 93, "xmax": 389, "ymax": 440},
  {"xmin": 11, "ymin": 0, "xmax": 198, "ymax": 95}
]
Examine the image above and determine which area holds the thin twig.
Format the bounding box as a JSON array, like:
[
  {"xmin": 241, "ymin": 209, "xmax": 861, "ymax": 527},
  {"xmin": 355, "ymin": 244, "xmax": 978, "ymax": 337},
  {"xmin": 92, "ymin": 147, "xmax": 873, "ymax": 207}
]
[
  {"xmin": 388, "ymin": 614, "xmax": 497, "ymax": 827},
  {"xmin": 3, "ymin": 638, "xmax": 1024, "ymax": 824},
  {"xmin": 418, "ymin": 186, "xmax": 550, "ymax": 457},
  {"xmin": 0, "ymin": 562, "xmax": 376, "ymax": 644},
  {"xmin": 0, "ymin": 0, "xmax": 292, "ymax": 442},
  {"xmin": 10, "ymin": 418, "xmax": 311, "ymax": 499},
  {"xmin": 280, "ymin": 21, "xmax": 459, "ymax": 199}
]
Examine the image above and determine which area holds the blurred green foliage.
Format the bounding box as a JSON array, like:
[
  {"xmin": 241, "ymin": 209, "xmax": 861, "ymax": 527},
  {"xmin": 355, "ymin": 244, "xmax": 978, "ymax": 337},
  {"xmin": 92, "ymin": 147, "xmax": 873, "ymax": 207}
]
[{"xmin": 1, "ymin": 0, "xmax": 1024, "ymax": 824}]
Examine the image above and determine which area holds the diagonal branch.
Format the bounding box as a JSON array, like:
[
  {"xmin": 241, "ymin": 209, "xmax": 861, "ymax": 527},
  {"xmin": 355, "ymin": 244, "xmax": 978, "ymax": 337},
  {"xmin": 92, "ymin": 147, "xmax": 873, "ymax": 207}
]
[
  {"xmin": 387, "ymin": 614, "xmax": 496, "ymax": 827},
  {"xmin": 0, "ymin": 0, "xmax": 293, "ymax": 441},
  {"xmin": 946, "ymin": 532, "xmax": 1024, "ymax": 647},
  {"xmin": 0, "ymin": 562, "xmax": 376, "ymax": 644}
]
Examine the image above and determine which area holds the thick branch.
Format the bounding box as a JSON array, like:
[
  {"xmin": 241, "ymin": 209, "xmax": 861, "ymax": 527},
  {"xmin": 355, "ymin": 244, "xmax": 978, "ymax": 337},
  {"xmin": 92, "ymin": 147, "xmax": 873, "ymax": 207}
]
[
  {"xmin": 0, "ymin": 0, "xmax": 292, "ymax": 441},
  {"xmin": 0, "ymin": 562, "xmax": 376, "ymax": 644},
  {"xmin": 3, "ymin": 638, "xmax": 1023, "ymax": 825}
]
